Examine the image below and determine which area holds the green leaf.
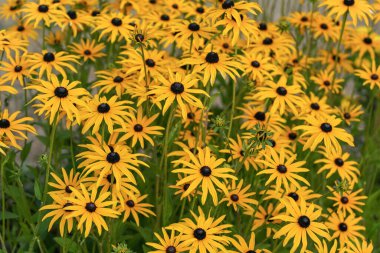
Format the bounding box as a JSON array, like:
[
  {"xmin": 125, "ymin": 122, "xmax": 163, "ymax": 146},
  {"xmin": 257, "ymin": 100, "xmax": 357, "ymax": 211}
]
[
  {"xmin": 0, "ymin": 211, "xmax": 18, "ymax": 220},
  {"xmin": 54, "ymin": 237, "xmax": 80, "ymax": 253},
  {"xmin": 21, "ymin": 141, "xmax": 32, "ymax": 162},
  {"xmin": 34, "ymin": 181, "xmax": 42, "ymax": 200}
]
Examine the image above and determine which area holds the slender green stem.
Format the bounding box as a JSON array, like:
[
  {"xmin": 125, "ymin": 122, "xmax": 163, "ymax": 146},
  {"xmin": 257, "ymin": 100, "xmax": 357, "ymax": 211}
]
[
  {"xmin": 227, "ymin": 82, "xmax": 236, "ymax": 140},
  {"xmin": 70, "ymin": 126, "xmax": 76, "ymax": 171},
  {"xmin": 42, "ymin": 23, "xmax": 46, "ymax": 50},
  {"xmin": 1, "ymin": 156, "xmax": 5, "ymax": 246},
  {"xmin": 331, "ymin": 11, "xmax": 348, "ymax": 86}
]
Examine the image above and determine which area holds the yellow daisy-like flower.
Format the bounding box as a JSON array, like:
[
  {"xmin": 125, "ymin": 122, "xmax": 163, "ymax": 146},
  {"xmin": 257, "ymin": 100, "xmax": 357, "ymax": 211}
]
[
  {"xmin": 0, "ymin": 52, "xmax": 34, "ymax": 86},
  {"xmin": 80, "ymin": 95, "xmax": 134, "ymax": 134},
  {"xmin": 294, "ymin": 115, "xmax": 354, "ymax": 152},
  {"xmin": 117, "ymin": 193, "xmax": 155, "ymax": 225},
  {"xmin": 345, "ymin": 238, "xmax": 374, "ymax": 253},
  {"xmin": 119, "ymin": 107, "xmax": 164, "ymax": 148},
  {"xmin": 69, "ymin": 39, "xmax": 106, "ymax": 62},
  {"xmin": 273, "ymin": 198, "xmax": 330, "ymax": 253},
  {"xmin": 311, "ymin": 70, "xmax": 343, "ymax": 94},
  {"xmin": 320, "ymin": 0, "xmax": 372, "ymax": 26},
  {"xmin": 146, "ymin": 228, "xmax": 189, "ymax": 253},
  {"xmin": 22, "ymin": 0, "xmax": 62, "ymax": 28},
  {"xmin": 245, "ymin": 203, "xmax": 283, "ymax": 237},
  {"xmin": 92, "ymin": 12, "xmax": 135, "ymax": 43},
  {"xmin": 149, "ymin": 70, "xmax": 208, "ymax": 119},
  {"xmin": 0, "ymin": 109, "xmax": 36, "ymax": 150},
  {"xmin": 300, "ymin": 93, "xmax": 334, "ymax": 119},
  {"xmin": 92, "ymin": 69, "xmax": 133, "ymax": 98},
  {"xmin": 327, "ymin": 186, "xmax": 367, "ymax": 215},
  {"xmin": 59, "ymin": 9, "xmax": 92, "ymax": 37},
  {"xmin": 257, "ymin": 149, "xmax": 309, "ymax": 191},
  {"xmin": 337, "ymin": 100, "xmax": 363, "ymax": 125},
  {"xmin": 40, "ymin": 193, "xmax": 76, "ymax": 237},
  {"xmin": 220, "ymin": 179, "xmax": 257, "ymax": 212},
  {"xmin": 230, "ymin": 232, "xmax": 270, "ymax": 253},
  {"xmin": 238, "ymin": 50, "xmax": 276, "ymax": 82},
  {"xmin": 172, "ymin": 146, "xmax": 237, "ymax": 205},
  {"xmin": 355, "ymin": 62, "xmax": 380, "ymax": 90},
  {"xmin": 48, "ymin": 168, "xmax": 81, "ymax": 197},
  {"xmin": 255, "ymin": 76, "xmax": 304, "ymax": 115},
  {"xmin": 65, "ymin": 184, "xmax": 120, "ymax": 237},
  {"xmin": 325, "ymin": 211, "xmax": 365, "ymax": 246},
  {"xmin": 167, "ymin": 207, "xmax": 232, "ymax": 253},
  {"xmin": 27, "ymin": 74, "xmax": 89, "ymax": 124},
  {"xmin": 27, "ymin": 50, "xmax": 79, "ymax": 79}
]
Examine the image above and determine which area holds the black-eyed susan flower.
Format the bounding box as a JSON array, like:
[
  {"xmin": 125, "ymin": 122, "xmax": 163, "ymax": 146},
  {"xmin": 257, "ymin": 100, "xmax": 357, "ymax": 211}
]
[
  {"xmin": 27, "ymin": 74, "xmax": 89, "ymax": 124},
  {"xmin": 346, "ymin": 238, "xmax": 373, "ymax": 253},
  {"xmin": 255, "ymin": 76, "xmax": 304, "ymax": 115},
  {"xmin": 40, "ymin": 193, "xmax": 75, "ymax": 237},
  {"xmin": 245, "ymin": 203, "xmax": 283, "ymax": 237},
  {"xmin": 172, "ymin": 19, "xmax": 216, "ymax": 48},
  {"xmin": 311, "ymin": 70, "xmax": 343, "ymax": 94},
  {"xmin": 28, "ymin": 50, "xmax": 79, "ymax": 79},
  {"xmin": 0, "ymin": 109, "xmax": 36, "ymax": 150},
  {"xmin": 92, "ymin": 69, "xmax": 133, "ymax": 97},
  {"xmin": 316, "ymin": 146, "xmax": 360, "ymax": 183},
  {"xmin": 92, "ymin": 12, "xmax": 135, "ymax": 43},
  {"xmin": 149, "ymin": 70, "xmax": 208, "ymax": 120},
  {"xmin": 314, "ymin": 239, "xmax": 338, "ymax": 253},
  {"xmin": 172, "ymin": 146, "xmax": 237, "ymax": 205},
  {"xmin": 347, "ymin": 29, "xmax": 380, "ymax": 59},
  {"xmin": 320, "ymin": 0, "xmax": 372, "ymax": 26},
  {"xmin": 250, "ymin": 34, "xmax": 295, "ymax": 57},
  {"xmin": 146, "ymin": 228, "xmax": 189, "ymax": 253},
  {"xmin": 355, "ymin": 62, "xmax": 380, "ymax": 90},
  {"xmin": 167, "ymin": 207, "xmax": 232, "ymax": 253},
  {"xmin": 69, "ymin": 39, "xmax": 105, "ymax": 62},
  {"xmin": 77, "ymin": 143, "xmax": 147, "ymax": 191},
  {"xmin": 117, "ymin": 193, "xmax": 155, "ymax": 225},
  {"xmin": 312, "ymin": 14, "xmax": 339, "ymax": 42},
  {"xmin": 264, "ymin": 185, "xmax": 321, "ymax": 206},
  {"xmin": 22, "ymin": 0, "xmax": 61, "ymax": 28},
  {"xmin": 0, "ymin": 52, "xmax": 34, "ymax": 86},
  {"xmin": 48, "ymin": 168, "xmax": 81, "ymax": 197},
  {"xmin": 300, "ymin": 93, "xmax": 334, "ymax": 119},
  {"xmin": 0, "ymin": 0, "xmax": 22, "ymax": 20},
  {"xmin": 182, "ymin": 45, "xmax": 241, "ymax": 85},
  {"xmin": 327, "ymin": 186, "xmax": 367, "ymax": 215},
  {"xmin": 208, "ymin": 0, "xmax": 261, "ymax": 25},
  {"xmin": 220, "ymin": 179, "xmax": 257, "ymax": 212},
  {"xmin": 337, "ymin": 100, "xmax": 363, "ymax": 125},
  {"xmin": 118, "ymin": 107, "xmax": 164, "ymax": 148},
  {"xmin": 294, "ymin": 115, "xmax": 354, "ymax": 152},
  {"xmin": 273, "ymin": 198, "xmax": 330, "ymax": 253},
  {"xmin": 59, "ymin": 9, "xmax": 91, "ymax": 37},
  {"xmin": 230, "ymin": 232, "xmax": 270, "ymax": 253},
  {"xmin": 80, "ymin": 95, "xmax": 133, "ymax": 134},
  {"xmin": 257, "ymin": 149, "xmax": 309, "ymax": 190},
  {"xmin": 8, "ymin": 23, "xmax": 38, "ymax": 41},
  {"xmin": 238, "ymin": 50, "xmax": 276, "ymax": 82},
  {"xmin": 326, "ymin": 211, "xmax": 365, "ymax": 245},
  {"xmin": 65, "ymin": 184, "xmax": 120, "ymax": 237}
]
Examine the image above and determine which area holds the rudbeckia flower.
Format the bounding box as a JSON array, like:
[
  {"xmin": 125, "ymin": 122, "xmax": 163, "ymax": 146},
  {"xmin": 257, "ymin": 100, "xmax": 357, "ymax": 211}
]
[
  {"xmin": 69, "ymin": 39, "xmax": 105, "ymax": 62},
  {"xmin": 327, "ymin": 186, "xmax": 367, "ymax": 215},
  {"xmin": 48, "ymin": 168, "xmax": 82, "ymax": 197},
  {"xmin": 117, "ymin": 193, "xmax": 155, "ymax": 225},
  {"xmin": 0, "ymin": 51, "xmax": 34, "ymax": 86},
  {"xmin": 22, "ymin": 0, "xmax": 62, "ymax": 28},
  {"xmin": 355, "ymin": 62, "xmax": 380, "ymax": 89},
  {"xmin": 146, "ymin": 228, "xmax": 189, "ymax": 253},
  {"xmin": 208, "ymin": 0, "xmax": 261, "ymax": 25},
  {"xmin": 230, "ymin": 232, "xmax": 271, "ymax": 253},
  {"xmin": 220, "ymin": 179, "xmax": 257, "ymax": 212}
]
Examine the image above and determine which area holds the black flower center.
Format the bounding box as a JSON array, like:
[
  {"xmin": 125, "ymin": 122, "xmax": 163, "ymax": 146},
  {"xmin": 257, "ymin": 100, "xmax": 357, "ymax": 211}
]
[
  {"xmin": 340, "ymin": 196, "xmax": 349, "ymax": 204},
  {"xmin": 166, "ymin": 246, "xmax": 176, "ymax": 253},
  {"xmin": 84, "ymin": 49, "xmax": 91, "ymax": 55},
  {"xmin": 106, "ymin": 152, "xmax": 120, "ymax": 164},
  {"xmin": 222, "ymin": 0, "xmax": 234, "ymax": 9},
  {"xmin": 65, "ymin": 185, "xmax": 72, "ymax": 193},
  {"xmin": 0, "ymin": 119, "xmax": 10, "ymax": 129},
  {"xmin": 149, "ymin": 0, "xmax": 156, "ymax": 3},
  {"xmin": 187, "ymin": 112, "xmax": 195, "ymax": 119},
  {"xmin": 251, "ymin": 60, "xmax": 260, "ymax": 68},
  {"xmin": 170, "ymin": 82, "xmax": 185, "ymax": 94},
  {"xmin": 276, "ymin": 86, "xmax": 287, "ymax": 96},
  {"xmin": 14, "ymin": 65, "xmax": 22, "ymax": 72},
  {"xmin": 193, "ymin": 228, "xmax": 206, "ymax": 240},
  {"xmin": 320, "ymin": 123, "xmax": 332, "ymax": 133},
  {"xmin": 134, "ymin": 124, "xmax": 143, "ymax": 132},
  {"xmin": 246, "ymin": 251, "xmax": 256, "ymax": 253},
  {"xmin": 196, "ymin": 7, "xmax": 205, "ymax": 13},
  {"xmin": 38, "ymin": 4, "xmax": 49, "ymax": 13},
  {"xmin": 17, "ymin": 25, "xmax": 25, "ymax": 32},
  {"xmin": 145, "ymin": 59, "xmax": 156, "ymax": 67},
  {"xmin": 339, "ymin": 222, "xmax": 348, "ymax": 231},
  {"xmin": 111, "ymin": 18, "xmax": 122, "ymax": 26},
  {"xmin": 334, "ymin": 158, "xmax": 344, "ymax": 167},
  {"xmin": 343, "ymin": 112, "xmax": 351, "ymax": 119},
  {"xmin": 54, "ymin": 87, "xmax": 68, "ymax": 98},
  {"xmin": 298, "ymin": 215, "xmax": 311, "ymax": 228},
  {"xmin": 172, "ymin": 4, "xmax": 178, "ymax": 9},
  {"xmin": 230, "ymin": 194, "xmax": 239, "ymax": 202},
  {"xmin": 91, "ymin": 10, "xmax": 100, "ymax": 16},
  {"xmin": 258, "ymin": 23, "xmax": 267, "ymax": 30},
  {"xmin": 113, "ymin": 76, "xmax": 124, "ymax": 83},
  {"xmin": 288, "ymin": 192, "xmax": 299, "ymax": 201},
  {"xmin": 370, "ymin": 74, "xmax": 379, "ymax": 80},
  {"xmin": 85, "ymin": 202, "xmax": 96, "ymax": 212},
  {"xmin": 363, "ymin": 37, "xmax": 372, "ymax": 45},
  {"xmin": 205, "ymin": 52, "xmax": 219, "ymax": 63},
  {"xmin": 323, "ymin": 80, "xmax": 331, "ymax": 86},
  {"xmin": 277, "ymin": 165, "xmax": 287, "ymax": 173},
  {"xmin": 97, "ymin": 103, "xmax": 110, "ymax": 113},
  {"xmin": 200, "ymin": 166, "xmax": 212, "ymax": 177},
  {"xmin": 135, "ymin": 33, "xmax": 144, "ymax": 42},
  {"xmin": 254, "ymin": 111, "xmax": 266, "ymax": 121},
  {"xmin": 301, "ymin": 16, "xmax": 308, "ymax": 22},
  {"xmin": 126, "ymin": 200, "xmax": 135, "ymax": 207},
  {"xmin": 43, "ymin": 52, "xmax": 55, "ymax": 62},
  {"xmin": 160, "ymin": 14, "xmax": 170, "ymax": 21},
  {"xmin": 222, "ymin": 43, "xmax": 229, "ymax": 49},
  {"xmin": 188, "ymin": 23, "xmax": 200, "ymax": 31},
  {"xmin": 288, "ymin": 132, "xmax": 297, "ymax": 140},
  {"xmin": 320, "ymin": 23, "xmax": 328, "ymax": 30},
  {"xmin": 67, "ymin": 10, "xmax": 77, "ymax": 19},
  {"xmin": 268, "ymin": 139, "xmax": 276, "ymax": 147},
  {"xmin": 183, "ymin": 183, "xmax": 190, "ymax": 191},
  {"xmin": 240, "ymin": 150, "xmax": 244, "ymax": 156},
  {"xmin": 343, "ymin": 0, "xmax": 355, "ymax": 6},
  {"xmin": 263, "ymin": 37, "xmax": 273, "ymax": 45},
  {"xmin": 310, "ymin": 103, "xmax": 320, "ymax": 110}
]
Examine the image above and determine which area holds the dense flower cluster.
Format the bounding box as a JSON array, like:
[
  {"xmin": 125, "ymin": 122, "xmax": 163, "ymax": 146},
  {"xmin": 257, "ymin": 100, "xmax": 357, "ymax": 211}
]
[{"xmin": 0, "ymin": 0, "xmax": 379, "ymax": 252}]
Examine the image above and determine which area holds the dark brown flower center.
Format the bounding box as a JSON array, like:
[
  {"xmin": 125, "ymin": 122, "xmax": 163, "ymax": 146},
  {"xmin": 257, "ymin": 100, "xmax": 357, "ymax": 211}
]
[
  {"xmin": 334, "ymin": 158, "xmax": 344, "ymax": 167},
  {"xmin": 111, "ymin": 18, "xmax": 122, "ymax": 26},
  {"xmin": 251, "ymin": 60, "xmax": 260, "ymax": 68},
  {"xmin": 339, "ymin": 222, "xmax": 348, "ymax": 231},
  {"xmin": 67, "ymin": 10, "xmax": 77, "ymax": 19},
  {"xmin": 320, "ymin": 123, "xmax": 332, "ymax": 132},
  {"xmin": 222, "ymin": 0, "xmax": 234, "ymax": 9},
  {"xmin": 14, "ymin": 65, "xmax": 22, "ymax": 72},
  {"xmin": 170, "ymin": 82, "xmax": 185, "ymax": 94},
  {"xmin": 343, "ymin": 0, "xmax": 355, "ymax": 6},
  {"xmin": 200, "ymin": 166, "xmax": 212, "ymax": 177},
  {"xmin": 205, "ymin": 52, "xmax": 219, "ymax": 63},
  {"xmin": 298, "ymin": 215, "xmax": 311, "ymax": 228},
  {"xmin": 193, "ymin": 228, "xmax": 206, "ymax": 240},
  {"xmin": 85, "ymin": 202, "xmax": 96, "ymax": 212},
  {"xmin": 254, "ymin": 111, "xmax": 266, "ymax": 121},
  {"xmin": 188, "ymin": 23, "xmax": 200, "ymax": 31},
  {"xmin": 97, "ymin": 103, "xmax": 110, "ymax": 113},
  {"xmin": 288, "ymin": 192, "xmax": 299, "ymax": 201},
  {"xmin": 38, "ymin": 4, "xmax": 49, "ymax": 13},
  {"xmin": 263, "ymin": 37, "xmax": 273, "ymax": 45},
  {"xmin": 276, "ymin": 86, "xmax": 287, "ymax": 96},
  {"xmin": 134, "ymin": 124, "xmax": 143, "ymax": 132},
  {"xmin": 277, "ymin": 165, "xmax": 287, "ymax": 173},
  {"xmin": 54, "ymin": 87, "xmax": 68, "ymax": 98},
  {"xmin": 43, "ymin": 52, "xmax": 55, "ymax": 62},
  {"xmin": 126, "ymin": 200, "xmax": 135, "ymax": 207},
  {"xmin": 145, "ymin": 59, "xmax": 155, "ymax": 67},
  {"xmin": 310, "ymin": 103, "xmax": 320, "ymax": 110},
  {"xmin": 230, "ymin": 194, "xmax": 239, "ymax": 202},
  {"xmin": 106, "ymin": 152, "xmax": 120, "ymax": 164},
  {"xmin": 340, "ymin": 196, "xmax": 349, "ymax": 204}
]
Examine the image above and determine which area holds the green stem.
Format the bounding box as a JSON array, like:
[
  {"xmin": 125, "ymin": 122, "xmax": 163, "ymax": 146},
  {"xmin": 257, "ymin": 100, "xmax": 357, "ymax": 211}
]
[
  {"xmin": 227, "ymin": 81, "xmax": 236, "ymax": 140},
  {"xmin": 1, "ymin": 156, "xmax": 5, "ymax": 246},
  {"xmin": 70, "ymin": 126, "xmax": 76, "ymax": 171},
  {"xmin": 331, "ymin": 11, "xmax": 348, "ymax": 86}
]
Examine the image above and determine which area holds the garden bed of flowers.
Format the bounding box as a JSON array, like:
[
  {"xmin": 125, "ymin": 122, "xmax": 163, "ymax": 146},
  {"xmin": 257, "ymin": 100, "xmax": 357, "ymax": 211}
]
[{"xmin": 0, "ymin": 0, "xmax": 380, "ymax": 252}]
